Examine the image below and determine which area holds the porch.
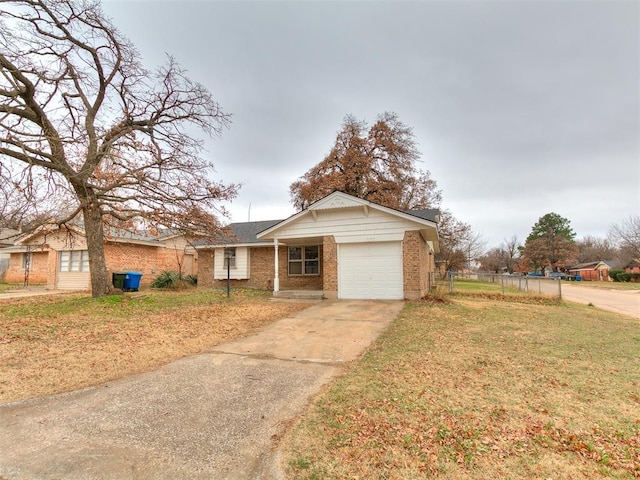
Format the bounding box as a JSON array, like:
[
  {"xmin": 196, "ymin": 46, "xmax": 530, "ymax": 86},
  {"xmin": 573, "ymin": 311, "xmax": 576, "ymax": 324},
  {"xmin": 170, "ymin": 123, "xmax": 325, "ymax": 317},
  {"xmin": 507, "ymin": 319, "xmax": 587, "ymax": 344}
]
[{"xmin": 273, "ymin": 289, "xmax": 324, "ymax": 300}]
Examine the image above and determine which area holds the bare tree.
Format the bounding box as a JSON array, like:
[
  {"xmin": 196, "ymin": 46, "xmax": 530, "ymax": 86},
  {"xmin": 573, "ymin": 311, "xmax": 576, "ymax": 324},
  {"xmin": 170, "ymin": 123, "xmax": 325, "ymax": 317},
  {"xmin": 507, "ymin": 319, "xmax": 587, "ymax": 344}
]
[
  {"xmin": 576, "ymin": 235, "xmax": 618, "ymax": 263},
  {"xmin": 0, "ymin": 0, "xmax": 237, "ymax": 296},
  {"xmin": 462, "ymin": 232, "xmax": 487, "ymax": 270},
  {"xmin": 503, "ymin": 235, "xmax": 522, "ymax": 273},
  {"xmin": 478, "ymin": 236, "xmax": 522, "ymax": 273},
  {"xmin": 435, "ymin": 210, "xmax": 472, "ymax": 276},
  {"xmin": 608, "ymin": 215, "xmax": 640, "ymax": 263}
]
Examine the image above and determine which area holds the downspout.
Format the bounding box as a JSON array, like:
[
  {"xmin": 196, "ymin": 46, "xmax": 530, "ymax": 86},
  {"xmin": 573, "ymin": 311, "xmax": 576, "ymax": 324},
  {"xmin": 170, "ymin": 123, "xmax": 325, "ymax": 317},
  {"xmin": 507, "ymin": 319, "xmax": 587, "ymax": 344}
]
[{"xmin": 273, "ymin": 238, "xmax": 279, "ymax": 293}]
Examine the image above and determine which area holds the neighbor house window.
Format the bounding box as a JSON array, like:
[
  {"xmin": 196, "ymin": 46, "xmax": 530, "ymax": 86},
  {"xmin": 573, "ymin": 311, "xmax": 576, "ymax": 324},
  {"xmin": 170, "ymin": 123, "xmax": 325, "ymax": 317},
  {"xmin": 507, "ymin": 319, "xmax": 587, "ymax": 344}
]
[
  {"xmin": 288, "ymin": 246, "xmax": 319, "ymax": 276},
  {"xmin": 224, "ymin": 247, "xmax": 236, "ymax": 268},
  {"xmin": 59, "ymin": 250, "xmax": 90, "ymax": 272}
]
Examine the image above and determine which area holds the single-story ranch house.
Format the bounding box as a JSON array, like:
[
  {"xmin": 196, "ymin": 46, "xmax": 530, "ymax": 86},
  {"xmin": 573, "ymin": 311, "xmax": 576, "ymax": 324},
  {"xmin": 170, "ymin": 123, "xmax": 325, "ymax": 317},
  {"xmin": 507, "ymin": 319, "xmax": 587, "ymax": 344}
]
[
  {"xmin": 568, "ymin": 261, "xmax": 614, "ymax": 281},
  {"xmin": 197, "ymin": 191, "xmax": 440, "ymax": 300},
  {"xmin": 2, "ymin": 225, "xmax": 197, "ymax": 290}
]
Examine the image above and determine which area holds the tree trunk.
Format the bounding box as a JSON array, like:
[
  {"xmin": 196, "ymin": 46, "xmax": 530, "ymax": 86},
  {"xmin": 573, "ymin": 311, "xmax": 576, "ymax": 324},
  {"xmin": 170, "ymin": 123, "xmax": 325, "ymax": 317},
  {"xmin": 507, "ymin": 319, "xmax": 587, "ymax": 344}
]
[{"xmin": 82, "ymin": 201, "xmax": 110, "ymax": 297}]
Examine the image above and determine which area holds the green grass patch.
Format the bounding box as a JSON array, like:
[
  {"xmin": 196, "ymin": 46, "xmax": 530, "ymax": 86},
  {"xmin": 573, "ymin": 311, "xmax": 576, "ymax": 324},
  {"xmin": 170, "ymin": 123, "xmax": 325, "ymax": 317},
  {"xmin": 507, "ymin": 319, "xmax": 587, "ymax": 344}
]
[
  {"xmin": 282, "ymin": 297, "xmax": 640, "ymax": 479},
  {"xmin": 0, "ymin": 283, "xmax": 21, "ymax": 294}
]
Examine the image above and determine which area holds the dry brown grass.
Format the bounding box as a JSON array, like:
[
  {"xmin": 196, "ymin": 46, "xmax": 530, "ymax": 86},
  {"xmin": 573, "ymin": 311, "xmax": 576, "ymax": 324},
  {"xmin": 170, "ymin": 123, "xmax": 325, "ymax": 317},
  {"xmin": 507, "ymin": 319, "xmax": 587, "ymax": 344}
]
[
  {"xmin": 283, "ymin": 297, "xmax": 640, "ymax": 479},
  {"xmin": 0, "ymin": 289, "xmax": 309, "ymax": 403}
]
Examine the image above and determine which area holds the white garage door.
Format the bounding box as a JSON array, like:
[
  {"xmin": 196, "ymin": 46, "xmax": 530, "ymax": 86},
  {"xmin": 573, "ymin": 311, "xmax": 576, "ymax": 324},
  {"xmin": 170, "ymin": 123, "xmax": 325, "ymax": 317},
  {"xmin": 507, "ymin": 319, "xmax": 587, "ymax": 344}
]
[{"xmin": 338, "ymin": 242, "xmax": 403, "ymax": 300}]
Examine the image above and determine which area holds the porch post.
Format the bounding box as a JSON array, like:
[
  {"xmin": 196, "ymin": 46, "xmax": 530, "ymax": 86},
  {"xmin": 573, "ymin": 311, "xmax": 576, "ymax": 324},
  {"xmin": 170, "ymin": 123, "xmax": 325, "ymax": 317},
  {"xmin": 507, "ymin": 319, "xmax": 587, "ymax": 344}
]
[{"xmin": 273, "ymin": 238, "xmax": 280, "ymax": 292}]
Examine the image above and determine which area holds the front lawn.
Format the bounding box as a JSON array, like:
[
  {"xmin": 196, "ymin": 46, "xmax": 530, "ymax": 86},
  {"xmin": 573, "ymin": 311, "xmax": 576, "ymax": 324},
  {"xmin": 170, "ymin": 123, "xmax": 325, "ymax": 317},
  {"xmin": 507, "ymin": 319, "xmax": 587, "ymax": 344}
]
[
  {"xmin": 0, "ymin": 283, "xmax": 21, "ymax": 294},
  {"xmin": 282, "ymin": 296, "xmax": 640, "ymax": 479},
  {"xmin": 0, "ymin": 289, "xmax": 309, "ymax": 403}
]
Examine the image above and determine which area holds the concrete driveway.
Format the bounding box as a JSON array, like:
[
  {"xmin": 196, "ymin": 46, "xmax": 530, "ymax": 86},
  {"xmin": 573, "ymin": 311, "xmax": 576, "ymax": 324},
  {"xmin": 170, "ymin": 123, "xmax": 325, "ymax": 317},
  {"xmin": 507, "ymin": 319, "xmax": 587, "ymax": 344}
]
[{"xmin": 0, "ymin": 299, "xmax": 403, "ymax": 480}]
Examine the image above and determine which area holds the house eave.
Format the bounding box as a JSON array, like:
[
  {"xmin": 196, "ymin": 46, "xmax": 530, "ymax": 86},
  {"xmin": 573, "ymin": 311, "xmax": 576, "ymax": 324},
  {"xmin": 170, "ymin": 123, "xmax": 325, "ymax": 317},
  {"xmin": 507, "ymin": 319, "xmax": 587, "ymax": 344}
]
[
  {"xmin": 196, "ymin": 242, "xmax": 274, "ymax": 249},
  {"xmin": 257, "ymin": 192, "xmax": 439, "ymax": 240}
]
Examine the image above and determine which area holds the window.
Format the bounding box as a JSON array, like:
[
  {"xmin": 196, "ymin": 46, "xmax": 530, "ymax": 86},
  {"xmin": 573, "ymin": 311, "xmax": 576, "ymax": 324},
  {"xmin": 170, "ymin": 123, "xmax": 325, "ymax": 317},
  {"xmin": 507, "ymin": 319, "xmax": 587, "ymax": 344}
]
[
  {"xmin": 288, "ymin": 245, "xmax": 319, "ymax": 276},
  {"xmin": 224, "ymin": 247, "xmax": 236, "ymax": 268},
  {"xmin": 59, "ymin": 250, "xmax": 90, "ymax": 272}
]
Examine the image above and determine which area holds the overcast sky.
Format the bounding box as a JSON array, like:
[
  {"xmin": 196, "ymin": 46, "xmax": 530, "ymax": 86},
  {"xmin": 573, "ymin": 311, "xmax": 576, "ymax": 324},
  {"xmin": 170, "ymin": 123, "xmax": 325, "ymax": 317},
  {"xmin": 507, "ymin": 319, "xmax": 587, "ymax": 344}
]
[{"xmin": 103, "ymin": 0, "xmax": 639, "ymax": 247}]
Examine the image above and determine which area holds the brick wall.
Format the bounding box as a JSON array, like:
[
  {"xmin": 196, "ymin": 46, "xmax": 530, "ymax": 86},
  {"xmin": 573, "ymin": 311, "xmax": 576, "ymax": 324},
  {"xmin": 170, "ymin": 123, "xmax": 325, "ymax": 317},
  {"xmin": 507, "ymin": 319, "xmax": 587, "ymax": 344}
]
[
  {"xmin": 250, "ymin": 247, "xmax": 276, "ymax": 289},
  {"xmin": 3, "ymin": 251, "xmax": 48, "ymax": 284},
  {"xmin": 104, "ymin": 243, "xmax": 159, "ymax": 285},
  {"xmin": 198, "ymin": 244, "xmax": 323, "ymax": 291},
  {"xmin": 322, "ymin": 236, "xmax": 337, "ymax": 299},
  {"xmin": 104, "ymin": 242, "xmax": 195, "ymax": 286},
  {"xmin": 46, "ymin": 250, "xmax": 58, "ymax": 289},
  {"xmin": 197, "ymin": 250, "xmax": 215, "ymax": 287},
  {"xmin": 278, "ymin": 245, "xmax": 323, "ymax": 290},
  {"xmin": 403, "ymin": 231, "xmax": 423, "ymax": 300}
]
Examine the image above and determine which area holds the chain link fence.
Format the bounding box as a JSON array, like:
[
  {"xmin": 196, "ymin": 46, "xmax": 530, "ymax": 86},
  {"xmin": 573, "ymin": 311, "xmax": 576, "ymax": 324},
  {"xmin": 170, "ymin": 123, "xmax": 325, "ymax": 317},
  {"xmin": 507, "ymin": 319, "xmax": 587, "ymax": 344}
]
[{"xmin": 434, "ymin": 272, "xmax": 565, "ymax": 299}]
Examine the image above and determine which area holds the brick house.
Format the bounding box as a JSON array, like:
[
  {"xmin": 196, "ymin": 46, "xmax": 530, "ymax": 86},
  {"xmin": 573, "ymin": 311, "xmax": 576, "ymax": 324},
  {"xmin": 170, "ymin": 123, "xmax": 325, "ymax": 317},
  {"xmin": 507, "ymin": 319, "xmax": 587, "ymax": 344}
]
[
  {"xmin": 2, "ymin": 225, "xmax": 196, "ymax": 290},
  {"xmin": 568, "ymin": 261, "xmax": 614, "ymax": 281},
  {"xmin": 625, "ymin": 259, "xmax": 640, "ymax": 274},
  {"xmin": 0, "ymin": 228, "xmax": 18, "ymax": 281},
  {"xmin": 198, "ymin": 191, "xmax": 440, "ymax": 300}
]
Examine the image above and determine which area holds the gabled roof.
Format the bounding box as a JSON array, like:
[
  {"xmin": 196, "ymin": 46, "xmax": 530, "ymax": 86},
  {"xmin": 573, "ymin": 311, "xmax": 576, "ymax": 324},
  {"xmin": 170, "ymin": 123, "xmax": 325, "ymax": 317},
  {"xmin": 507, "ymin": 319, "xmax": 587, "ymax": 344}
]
[
  {"xmin": 257, "ymin": 191, "xmax": 440, "ymax": 240},
  {"xmin": 9, "ymin": 224, "xmax": 186, "ymax": 248},
  {"xmin": 405, "ymin": 209, "xmax": 440, "ymax": 223},
  {"xmin": 569, "ymin": 261, "xmax": 614, "ymax": 271},
  {"xmin": 625, "ymin": 258, "xmax": 640, "ymax": 268},
  {"xmin": 0, "ymin": 228, "xmax": 19, "ymax": 245},
  {"xmin": 195, "ymin": 219, "xmax": 282, "ymax": 248},
  {"xmin": 195, "ymin": 192, "xmax": 441, "ymax": 249},
  {"xmin": 230, "ymin": 220, "xmax": 282, "ymax": 243}
]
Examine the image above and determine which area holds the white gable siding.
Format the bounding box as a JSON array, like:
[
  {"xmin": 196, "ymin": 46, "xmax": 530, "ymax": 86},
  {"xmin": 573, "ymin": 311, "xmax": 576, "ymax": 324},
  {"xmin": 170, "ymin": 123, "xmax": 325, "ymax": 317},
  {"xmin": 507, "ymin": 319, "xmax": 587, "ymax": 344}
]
[
  {"xmin": 25, "ymin": 230, "xmax": 88, "ymax": 250},
  {"xmin": 271, "ymin": 208, "xmax": 420, "ymax": 243},
  {"xmin": 214, "ymin": 247, "xmax": 249, "ymax": 279}
]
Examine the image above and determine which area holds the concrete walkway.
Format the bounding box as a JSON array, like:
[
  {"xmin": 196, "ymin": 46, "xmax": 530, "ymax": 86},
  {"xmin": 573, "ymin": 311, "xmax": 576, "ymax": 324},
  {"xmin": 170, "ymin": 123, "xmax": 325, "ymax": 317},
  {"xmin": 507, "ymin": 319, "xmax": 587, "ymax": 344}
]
[
  {"xmin": 0, "ymin": 300, "xmax": 404, "ymax": 480},
  {"xmin": 0, "ymin": 287, "xmax": 80, "ymax": 300}
]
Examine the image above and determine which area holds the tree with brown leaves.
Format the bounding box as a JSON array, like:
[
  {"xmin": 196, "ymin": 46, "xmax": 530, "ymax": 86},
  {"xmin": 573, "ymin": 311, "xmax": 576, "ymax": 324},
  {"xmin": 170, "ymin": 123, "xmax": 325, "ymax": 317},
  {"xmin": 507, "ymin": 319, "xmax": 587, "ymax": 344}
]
[
  {"xmin": 0, "ymin": 0, "xmax": 237, "ymax": 296},
  {"xmin": 289, "ymin": 112, "xmax": 442, "ymax": 211}
]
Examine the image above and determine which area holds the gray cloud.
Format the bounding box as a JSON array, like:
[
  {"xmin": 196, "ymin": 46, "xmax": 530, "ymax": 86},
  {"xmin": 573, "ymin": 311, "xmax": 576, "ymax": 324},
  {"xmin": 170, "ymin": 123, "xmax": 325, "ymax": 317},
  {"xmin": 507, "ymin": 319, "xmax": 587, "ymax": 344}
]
[{"xmin": 104, "ymin": 0, "xmax": 639, "ymax": 245}]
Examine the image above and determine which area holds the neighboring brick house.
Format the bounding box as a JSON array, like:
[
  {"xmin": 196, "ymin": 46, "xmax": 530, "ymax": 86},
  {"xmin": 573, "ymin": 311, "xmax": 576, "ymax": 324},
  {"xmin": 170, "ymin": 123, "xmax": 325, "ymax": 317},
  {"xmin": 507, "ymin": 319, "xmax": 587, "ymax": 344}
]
[
  {"xmin": 198, "ymin": 191, "xmax": 440, "ymax": 300},
  {"xmin": 2, "ymin": 225, "xmax": 197, "ymax": 290},
  {"xmin": 625, "ymin": 259, "xmax": 640, "ymax": 274},
  {"xmin": 0, "ymin": 228, "xmax": 19, "ymax": 281},
  {"xmin": 568, "ymin": 261, "xmax": 614, "ymax": 281}
]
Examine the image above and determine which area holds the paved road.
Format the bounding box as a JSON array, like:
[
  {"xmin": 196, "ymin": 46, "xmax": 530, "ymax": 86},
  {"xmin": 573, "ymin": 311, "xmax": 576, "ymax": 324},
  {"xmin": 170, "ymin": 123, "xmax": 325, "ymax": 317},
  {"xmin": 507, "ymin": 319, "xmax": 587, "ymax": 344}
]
[
  {"xmin": 0, "ymin": 300, "xmax": 403, "ymax": 480},
  {"xmin": 535, "ymin": 280, "xmax": 640, "ymax": 319}
]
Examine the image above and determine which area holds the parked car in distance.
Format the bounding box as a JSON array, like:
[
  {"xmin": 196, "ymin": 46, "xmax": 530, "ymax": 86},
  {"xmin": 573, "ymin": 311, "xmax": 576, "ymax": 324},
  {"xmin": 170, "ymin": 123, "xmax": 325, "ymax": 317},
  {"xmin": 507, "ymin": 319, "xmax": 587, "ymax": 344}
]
[{"xmin": 549, "ymin": 272, "xmax": 570, "ymax": 280}]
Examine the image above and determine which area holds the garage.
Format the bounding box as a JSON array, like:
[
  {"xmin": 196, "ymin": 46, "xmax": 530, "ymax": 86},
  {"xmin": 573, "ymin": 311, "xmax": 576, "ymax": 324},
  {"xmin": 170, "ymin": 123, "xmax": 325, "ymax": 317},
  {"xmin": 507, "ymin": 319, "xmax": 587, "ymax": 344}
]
[{"xmin": 338, "ymin": 241, "xmax": 403, "ymax": 299}]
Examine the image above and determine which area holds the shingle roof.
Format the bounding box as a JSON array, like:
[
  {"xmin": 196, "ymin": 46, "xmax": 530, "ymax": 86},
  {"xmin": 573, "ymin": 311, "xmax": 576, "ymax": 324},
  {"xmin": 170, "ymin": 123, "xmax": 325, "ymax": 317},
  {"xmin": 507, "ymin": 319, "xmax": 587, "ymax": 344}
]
[
  {"xmin": 404, "ymin": 209, "xmax": 440, "ymax": 222},
  {"xmin": 229, "ymin": 220, "xmax": 283, "ymax": 243},
  {"xmin": 195, "ymin": 219, "xmax": 283, "ymax": 246}
]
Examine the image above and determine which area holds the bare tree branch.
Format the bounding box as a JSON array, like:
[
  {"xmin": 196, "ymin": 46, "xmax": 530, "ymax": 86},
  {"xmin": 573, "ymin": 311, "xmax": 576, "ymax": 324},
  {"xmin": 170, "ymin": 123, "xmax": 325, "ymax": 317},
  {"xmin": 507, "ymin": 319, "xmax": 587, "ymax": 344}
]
[{"xmin": 0, "ymin": 0, "xmax": 237, "ymax": 296}]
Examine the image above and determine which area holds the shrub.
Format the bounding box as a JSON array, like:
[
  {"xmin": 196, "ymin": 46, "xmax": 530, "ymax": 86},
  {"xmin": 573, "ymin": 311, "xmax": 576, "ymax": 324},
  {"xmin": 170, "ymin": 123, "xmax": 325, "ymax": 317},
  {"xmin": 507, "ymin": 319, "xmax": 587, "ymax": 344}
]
[
  {"xmin": 185, "ymin": 274, "xmax": 197, "ymax": 286},
  {"xmin": 618, "ymin": 272, "xmax": 633, "ymax": 282},
  {"xmin": 608, "ymin": 269, "xmax": 626, "ymax": 282},
  {"xmin": 151, "ymin": 270, "xmax": 181, "ymax": 288}
]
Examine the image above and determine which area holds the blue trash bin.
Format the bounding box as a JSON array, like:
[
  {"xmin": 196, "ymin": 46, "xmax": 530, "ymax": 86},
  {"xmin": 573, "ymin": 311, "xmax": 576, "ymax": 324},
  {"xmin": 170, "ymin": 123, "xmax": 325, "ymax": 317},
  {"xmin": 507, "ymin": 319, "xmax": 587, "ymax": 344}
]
[{"xmin": 123, "ymin": 271, "xmax": 143, "ymax": 292}]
